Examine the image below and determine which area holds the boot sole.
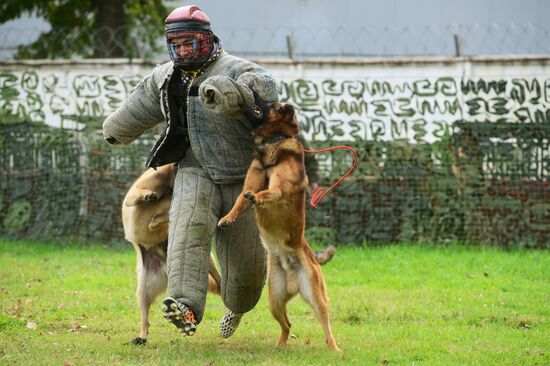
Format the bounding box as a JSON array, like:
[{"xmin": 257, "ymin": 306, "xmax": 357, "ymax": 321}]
[{"xmin": 162, "ymin": 298, "xmax": 197, "ymax": 336}]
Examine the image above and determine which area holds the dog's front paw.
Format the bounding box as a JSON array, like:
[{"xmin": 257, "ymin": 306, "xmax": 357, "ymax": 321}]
[
  {"xmin": 218, "ymin": 216, "xmax": 234, "ymax": 228},
  {"xmin": 143, "ymin": 191, "xmax": 159, "ymax": 202},
  {"xmin": 244, "ymin": 191, "xmax": 257, "ymax": 205}
]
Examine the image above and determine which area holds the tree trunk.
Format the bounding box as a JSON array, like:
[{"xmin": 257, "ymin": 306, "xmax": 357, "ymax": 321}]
[{"xmin": 94, "ymin": 0, "xmax": 126, "ymax": 57}]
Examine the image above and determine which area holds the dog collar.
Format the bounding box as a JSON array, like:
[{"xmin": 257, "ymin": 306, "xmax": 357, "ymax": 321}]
[{"xmin": 259, "ymin": 135, "xmax": 292, "ymax": 145}]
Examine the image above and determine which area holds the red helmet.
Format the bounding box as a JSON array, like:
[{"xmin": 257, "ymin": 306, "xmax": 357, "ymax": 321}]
[{"xmin": 165, "ymin": 5, "xmax": 216, "ymax": 70}]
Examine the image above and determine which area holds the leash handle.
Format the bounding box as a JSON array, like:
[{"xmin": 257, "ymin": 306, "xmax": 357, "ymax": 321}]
[{"xmin": 304, "ymin": 145, "xmax": 359, "ymax": 208}]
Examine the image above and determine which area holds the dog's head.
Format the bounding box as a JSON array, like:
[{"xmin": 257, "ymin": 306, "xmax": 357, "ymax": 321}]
[{"xmin": 242, "ymin": 91, "xmax": 299, "ymax": 144}]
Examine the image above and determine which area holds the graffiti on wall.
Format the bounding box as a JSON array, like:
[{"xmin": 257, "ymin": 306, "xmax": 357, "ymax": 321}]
[
  {"xmin": 2, "ymin": 68, "xmax": 549, "ymax": 141},
  {"xmin": 280, "ymin": 77, "xmax": 550, "ymax": 142},
  {"xmin": 0, "ymin": 70, "xmax": 142, "ymax": 129}
]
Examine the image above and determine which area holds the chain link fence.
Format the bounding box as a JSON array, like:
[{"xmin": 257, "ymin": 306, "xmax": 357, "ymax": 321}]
[
  {"xmin": 1, "ymin": 121, "xmax": 549, "ymax": 248},
  {"xmin": 1, "ymin": 22, "xmax": 550, "ymax": 60}
]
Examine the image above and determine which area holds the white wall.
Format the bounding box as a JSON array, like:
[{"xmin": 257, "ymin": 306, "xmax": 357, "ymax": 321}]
[{"xmin": 1, "ymin": 56, "xmax": 549, "ymax": 144}]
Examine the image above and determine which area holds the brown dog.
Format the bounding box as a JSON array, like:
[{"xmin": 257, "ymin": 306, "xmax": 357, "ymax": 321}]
[
  {"xmin": 122, "ymin": 164, "xmax": 221, "ymax": 345},
  {"xmin": 218, "ymin": 98, "xmax": 340, "ymax": 351}
]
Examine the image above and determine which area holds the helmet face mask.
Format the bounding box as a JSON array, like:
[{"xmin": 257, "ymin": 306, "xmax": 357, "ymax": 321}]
[
  {"xmin": 166, "ymin": 31, "xmax": 214, "ymax": 70},
  {"xmin": 165, "ymin": 5, "xmax": 216, "ymax": 71}
]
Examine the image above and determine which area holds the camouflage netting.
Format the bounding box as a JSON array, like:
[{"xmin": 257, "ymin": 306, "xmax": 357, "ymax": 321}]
[
  {"xmin": 0, "ymin": 122, "xmax": 154, "ymax": 244},
  {"xmin": 1, "ymin": 120, "xmax": 549, "ymax": 248}
]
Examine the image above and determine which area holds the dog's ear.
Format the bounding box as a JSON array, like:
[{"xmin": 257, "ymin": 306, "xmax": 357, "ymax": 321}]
[{"xmin": 281, "ymin": 103, "xmax": 295, "ymax": 118}]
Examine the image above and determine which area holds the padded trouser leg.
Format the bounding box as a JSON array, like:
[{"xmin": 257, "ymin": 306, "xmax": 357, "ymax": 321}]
[
  {"xmin": 167, "ymin": 167, "xmax": 221, "ymax": 324},
  {"xmin": 214, "ymin": 183, "xmax": 267, "ymax": 314}
]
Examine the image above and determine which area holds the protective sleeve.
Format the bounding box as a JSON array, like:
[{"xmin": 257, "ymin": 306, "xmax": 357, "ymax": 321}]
[
  {"xmin": 102, "ymin": 67, "xmax": 166, "ymax": 145},
  {"xmin": 198, "ymin": 66, "xmax": 278, "ymax": 116}
]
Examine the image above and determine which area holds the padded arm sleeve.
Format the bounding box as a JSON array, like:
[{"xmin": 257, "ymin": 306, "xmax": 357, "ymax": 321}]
[
  {"xmin": 198, "ymin": 69, "xmax": 278, "ymax": 115},
  {"xmin": 102, "ymin": 69, "xmax": 165, "ymax": 145}
]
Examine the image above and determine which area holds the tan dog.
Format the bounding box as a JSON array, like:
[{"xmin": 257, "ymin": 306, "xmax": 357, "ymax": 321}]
[
  {"xmin": 122, "ymin": 164, "xmax": 221, "ymax": 345},
  {"xmin": 218, "ymin": 97, "xmax": 340, "ymax": 351}
]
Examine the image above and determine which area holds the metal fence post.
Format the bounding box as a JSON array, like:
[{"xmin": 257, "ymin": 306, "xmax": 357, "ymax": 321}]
[
  {"xmin": 454, "ymin": 34, "xmax": 464, "ymax": 56},
  {"xmin": 286, "ymin": 35, "xmax": 295, "ymax": 60}
]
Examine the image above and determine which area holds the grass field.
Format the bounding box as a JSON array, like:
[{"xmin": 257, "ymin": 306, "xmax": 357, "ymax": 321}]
[{"xmin": 0, "ymin": 240, "xmax": 549, "ymax": 365}]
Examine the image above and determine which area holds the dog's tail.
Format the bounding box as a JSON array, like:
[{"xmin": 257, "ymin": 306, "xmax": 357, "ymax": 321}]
[
  {"xmin": 314, "ymin": 244, "xmax": 336, "ymax": 265},
  {"xmin": 207, "ymin": 254, "xmax": 222, "ymax": 295}
]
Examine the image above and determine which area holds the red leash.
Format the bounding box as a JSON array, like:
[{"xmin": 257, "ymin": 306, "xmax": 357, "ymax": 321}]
[{"xmin": 303, "ymin": 145, "xmax": 359, "ymax": 208}]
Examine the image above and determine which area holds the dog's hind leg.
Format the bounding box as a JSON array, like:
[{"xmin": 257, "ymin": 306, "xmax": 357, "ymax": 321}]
[
  {"xmin": 296, "ymin": 248, "xmax": 340, "ymax": 352},
  {"xmin": 132, "ymin": 244, "xmax": 168, "ymax": 345},
  {"xmin": 267, "ymin": 254, "xmax": 296, "ymax": 347}
]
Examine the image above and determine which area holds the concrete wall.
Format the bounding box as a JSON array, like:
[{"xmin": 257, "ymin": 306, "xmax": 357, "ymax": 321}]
[{"xmin": 1, "ymin": 55, "xmax": 549, "ymax": 142}]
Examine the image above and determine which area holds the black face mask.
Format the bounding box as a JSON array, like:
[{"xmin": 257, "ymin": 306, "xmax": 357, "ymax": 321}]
[{"xmin": 166, "ymin": 28, "xmax": 215, "ymax": 71}]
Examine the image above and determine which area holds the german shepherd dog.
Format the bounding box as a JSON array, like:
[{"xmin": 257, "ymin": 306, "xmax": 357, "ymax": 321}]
[
  {"xmin": 122, "ymin": 164, "xmax": 222, "ymax": 345},
  {"xmin": 217, "ymin": 96, "xmax": 340, "ymax": 351}
]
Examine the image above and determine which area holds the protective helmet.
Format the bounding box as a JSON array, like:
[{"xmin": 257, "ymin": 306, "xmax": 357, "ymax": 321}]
[{"xmin": 165, "ymin": 5, "xmax": 215, "ymax": 70}]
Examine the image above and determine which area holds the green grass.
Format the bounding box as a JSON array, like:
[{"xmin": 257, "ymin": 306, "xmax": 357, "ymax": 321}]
[{"xmin": 0, "ymin": 240, "xmax": 549, "ymax": 365}]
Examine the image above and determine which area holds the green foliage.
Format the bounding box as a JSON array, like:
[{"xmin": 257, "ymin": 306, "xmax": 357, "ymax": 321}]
[
  {"xmin": 0, "ymin": 0, "xmax": 167, "ymax": 59},
  {"xmin": 0, "ymin": 241, "xmax": 548, "ymax": 365}
]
